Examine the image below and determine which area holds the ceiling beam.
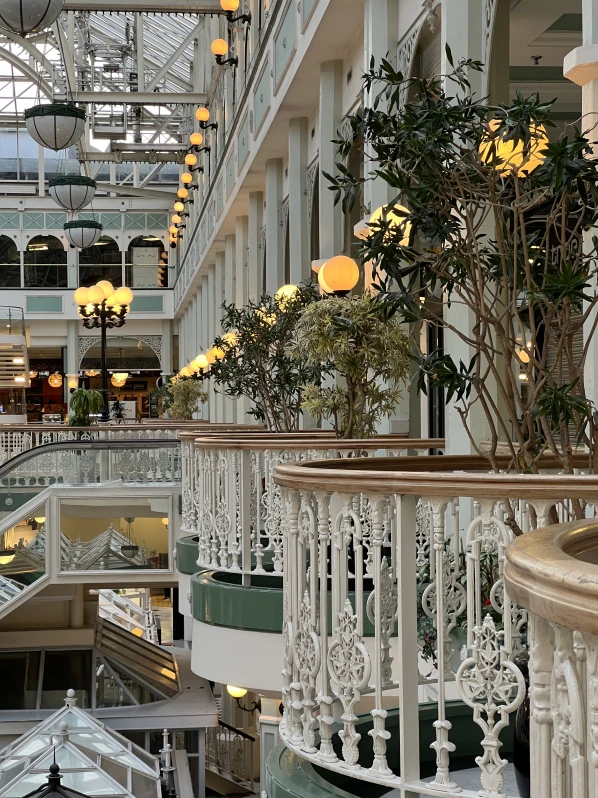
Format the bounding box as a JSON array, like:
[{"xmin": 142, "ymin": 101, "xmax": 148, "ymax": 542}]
[
  {"xmin": 64, "ymin": 0, "xmax": 223, "ymax": 11},
  {"xmin": 69, "ymin": 90, "xmax": 207, "ymax": 104},
  {"xmin": 96, "ymin": 182, "xmax": 174, "ymax": 199}
]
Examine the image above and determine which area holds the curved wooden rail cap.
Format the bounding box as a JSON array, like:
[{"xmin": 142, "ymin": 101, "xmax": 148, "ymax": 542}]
[
  {"xmin": 505, "ymin": 520, "xmax": 598, "ymax": 635},
  {"xmin": 273, "ymin": 453, "xmax": 598, "ymax": 499},
  {"xmin": 192, "ymin": 435, "xmax": 443, "ymax": 451}
]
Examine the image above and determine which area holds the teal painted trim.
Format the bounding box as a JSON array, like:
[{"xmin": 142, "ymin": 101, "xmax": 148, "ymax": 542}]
[
  {"xmin": 191, "ymin": 570, "xmax": 378, "ymax": 636},
  {"xmin": 266, "ymin": 701, "xmax": 515, "ymax": 798},
  {"xmin": 509, "ymin": 66, "xmax": 568, "ymax": 82},
  {"xmin": 26, "ymin": 296, "xmax": 63, "ymax": 313},
  {"xmin": 129, "ymin": 295, "xmax": 164, "ymax": 312},
  {"xmin": 176, "ymin": 535, "xmax": 199, "ymax": 575},
  {"xmin": 191, "ymin": 570, "xmax": 284, "ymax": 633}
]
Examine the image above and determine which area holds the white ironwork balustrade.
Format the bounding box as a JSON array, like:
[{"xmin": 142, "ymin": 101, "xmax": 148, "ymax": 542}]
[
  {"xmin": 274, "ymin": 453, "xmax": 598, "ymax": 797},
  {"xmin": 179, "ymin": 433, "xmax": 442, "ymax": 576}
]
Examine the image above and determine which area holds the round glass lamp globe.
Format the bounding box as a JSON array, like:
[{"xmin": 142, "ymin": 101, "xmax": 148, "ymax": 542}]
[
  {"xmin": 190, "ymin": 132, "xmax": 204, "ymax": 147},
  {"xmin": 274, "ymin": 283, "xmax": 298, "ymax": 308},
  {"xmin": 172, "ymin": 214, "xmax": 182, "ymax": 225},
  {"xmin": 185, "ymin": 153, "xmax": 198, "ymax": 167},
  {"xmin": 177, "ymin": 188, "xmax": 189, "ymax": 199},
  {"xmin": 319, "ymin": 256, "xmax": 359, "ymax": 293},
  {"xmin": 181, "ymin": 172, "xmax": 193, "ymax": 185},
  {"xmin": 114, "ymin": 286, "xmax": 133, "ymax": 306},
  {"xmin": 188, "ymin": 361, "xmax": 199, "ymax": 374},
  {"xmin": 195, "ymin": 107, "xmax": 210, "ymax": 123},
  {"xmin": 227, "ymin": 685, "xmax": 247, "ymax": 699},
  {"xmin": 169, "ymin": 225, "xmax": 179, "ymax": 235},
  {"xmin": 194, "ymin": 354, "xmax": 209, "ymax": 370},
  {"xmin": 173, "ymin": 202, "xmax": 185, "ymax": 213},
  {"xmin": 162, "ymin": 518, "xmax": 169, "ymax": 526},
  {"xmin": 221, "ymin": 0, "xmax": 240, "ymax": 10},
  {"xmin": 222, "ymin": 332, "xmax": 238, "ymax": 347},
  {"xmin": 211, "ymin": 38, "xmax": 228, "ymax": 56},
  {"xmin": 87, "ymin": 285, "xmax": 105, "ymax": 304},
  {"xmin": 368, "ymin": 204, "xmax": 412, "ymax": 246},
  {"xmin": 479, "ymin": 120, "xmax": 548, "ymax": 177},
  {"xmin": 96, "ymin": 279, "xmax": 114, "ymax": 298},
  {"xmin": 180, "ymin": 367, "xmax": 191, "ymax": 378},
  {"xmin": 73, "ymin": 287, "xmax": 89, "ymax": 305}
]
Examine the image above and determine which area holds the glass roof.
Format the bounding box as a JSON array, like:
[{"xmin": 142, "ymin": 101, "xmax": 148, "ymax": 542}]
[{"xmin": 0, "ymin": 692, "xmax": 162, "ymax": 797}]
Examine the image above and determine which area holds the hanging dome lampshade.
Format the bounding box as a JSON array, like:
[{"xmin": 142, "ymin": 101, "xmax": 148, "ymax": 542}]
[
  {"xmin": 49, "ymin": 175, "xmax": 97, "ymax": 211},
  {"xmin": 0, "ymin": 0, "xmax": 64, "ymax": 35},
  {"xmin": 24, "ymin": 103, "xmax": 86, "ymax": 151},
  {"xmin": 64, "ymin": 220, "xmax": 103, "ymax": 249}
]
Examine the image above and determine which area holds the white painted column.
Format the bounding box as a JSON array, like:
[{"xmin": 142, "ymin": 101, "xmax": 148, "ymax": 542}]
[
  {"xmin": 207, "ymin": 264, "xmax": 217, "ymax": 422},
  {"xmin": 288, "ymin": 118, "xmax": 310, "ymax": 284},
  {"xmin": 66, "ymin": 320, "xmax": 78, "ymax": 416},
  {"xmin": 235, "ymin": 215, "xmax": 249, "ymax": 307},
  {"xmin": 441, "ymin": 0, "xmax": 484, "ymax": 455},
  {"xmin": 265, "ymin": 159, "xmax": 284, "ymax": 295},
  {"xmin": 318, "ymin": 61, "xmax": 343, "ymax": 259},
  {"xmin": 565, "ymin": 1, "xmax": 598, "ymax": 407},
  {"xmin": 161, "ymin": 319, "xmax": 173, "ymax": 376},
  {"xmin": 248, "ymin": 191, "xmax": 263, "ymax": 300},
  {"xmin": 199, "ymin": 281, "xmax": 209, "ymax": 420},
  {"xmin": 235, "ymin": 215, "xmax": 253, "ymax": 423},
  {"xmin": 214, "ymin": 251, "xmax": 226, "ymax": 422},
  {"xmin": 223, "ymin": 235, "xmax": 236, "ymax": 422},
  {"xmin": 258, "ymin": 697, "xmax": 281, "ymax": 797}
]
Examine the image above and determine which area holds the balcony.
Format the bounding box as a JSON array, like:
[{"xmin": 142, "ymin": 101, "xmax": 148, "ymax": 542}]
[{"xmin": 269, "ymin": 453, "xmax": 598, "ymax": 798}]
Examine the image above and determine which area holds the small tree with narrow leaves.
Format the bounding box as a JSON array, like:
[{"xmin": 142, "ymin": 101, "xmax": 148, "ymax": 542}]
[{"xmin": 325, "ymin": 50, "xmax": 598, "ymax": 493}]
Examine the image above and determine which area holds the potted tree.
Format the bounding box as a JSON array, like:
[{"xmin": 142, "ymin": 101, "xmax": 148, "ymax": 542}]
[
  {"xmin": 290, "ymin": 293, "xmax": 411, "ymax": 438},
  {"xmin": 209, "ymin": 284, "xmax": 322, "ymax": 432},
  {"xmin": 165, "ymin": 376, "xmax": 208, "ymax": 420},
  {"xmin": 325, "ymin": 51, "xmax": 598, "ymax": 488},
  {"xmin": 68, "ymin": 388, "xmax": 103, "ymax": 427}
]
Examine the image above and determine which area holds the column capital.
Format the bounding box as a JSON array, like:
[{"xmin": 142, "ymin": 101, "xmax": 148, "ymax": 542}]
[{"xmin": 564, "ymin": 44, "xmax": 598, "ymax": 86}]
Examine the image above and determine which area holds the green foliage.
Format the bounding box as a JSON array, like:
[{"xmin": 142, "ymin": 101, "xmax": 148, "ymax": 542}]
[
  {"xmin": 111, "ymin": 399, "xmax": 125, "ymax": 420},
  {"xmin": 326, "ymin": 53, "xmax": 598, "ymax": 473},
  {"xmin": 69, "ymin": 388, "xmax": 104, "ymax": 427},
  {"xmin": 165, "ymin": 377, "xmax": 208, "ymax": 420},
  {"xmin": 290, "ymin": 294, "xmax": 411, "ymax": 438},
  {"xmin": 209, "ymin": 284, "xmax": 322, "ymax": 432}
]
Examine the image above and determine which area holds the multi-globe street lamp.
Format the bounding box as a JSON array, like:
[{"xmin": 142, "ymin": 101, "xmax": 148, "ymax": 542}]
[{"xmin": 73, "ymin": 281, "xmax": 134, "ymax": 422}]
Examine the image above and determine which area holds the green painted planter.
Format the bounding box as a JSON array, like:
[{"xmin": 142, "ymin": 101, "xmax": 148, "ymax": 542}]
[{"xmin": 176, "ymin": 535, "xmax": 200, "ymax": 575}]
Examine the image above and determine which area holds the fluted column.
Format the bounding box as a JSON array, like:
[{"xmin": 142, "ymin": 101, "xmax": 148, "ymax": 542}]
[{"xmin": 288, "ymin": 118, "xmax": 310, "ymax": 284}]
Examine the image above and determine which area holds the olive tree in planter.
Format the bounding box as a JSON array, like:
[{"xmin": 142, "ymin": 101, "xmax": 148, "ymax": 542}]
[
  {"xmin": 209, "ymin": 284, "xmax": 322, "ymax": 432},
  {"xmin": 165, "ymin": 376, "xmax": 208, "ymax": 420},
  {"xmin": 326, "ymin": 52, "xmax": 598, "ymax": 480},
  {"xmin": 290, "ymin": 293, "xmax": 411, "ymax": 438}
]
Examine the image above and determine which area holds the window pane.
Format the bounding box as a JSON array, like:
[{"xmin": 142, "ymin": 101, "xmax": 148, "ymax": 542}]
[
  {"xmin": 41, "ymin": 650, "xmax": 92, "ymax": 709},
  {"xmin": 0, "ymin": 651, "xmax": 40, "ymax": 709}
]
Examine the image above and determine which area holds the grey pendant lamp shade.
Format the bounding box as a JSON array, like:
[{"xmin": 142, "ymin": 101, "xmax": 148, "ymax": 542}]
[
  {"xmin": 0, "ymin": 0, "xmax": 64, "ymax": 35},
  {"xmin": 63, "ymin": 220, "xmax": 103, "ymax": 249},
  {"xmin": 49, "ymin": 176, "xmax": 97, "ymax": 211},
  {"xmin": 21, "ymin": 763, "xmax": 90, "ymax": 798},
  {"xmin": 24, "ymin": 104, "xmax": 85, "ymax": 151}
]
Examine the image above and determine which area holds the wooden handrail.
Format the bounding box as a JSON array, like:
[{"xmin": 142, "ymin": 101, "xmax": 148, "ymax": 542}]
[
  {"xmin": 505, "ymin": 519, "xmax": 598, "ymax": 635},
  {"xmin": 191, "ymin": 434, "xmax": 441, "ymax": 451},
  {"xmin": 273, "ymin": 452, "xmax": 598, "ymax": 499}
]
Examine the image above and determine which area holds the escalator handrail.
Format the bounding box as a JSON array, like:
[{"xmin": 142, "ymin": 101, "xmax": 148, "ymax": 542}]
[{"xmin": 0, "ymin": 437, "xmax": 180, "ymax": 482}]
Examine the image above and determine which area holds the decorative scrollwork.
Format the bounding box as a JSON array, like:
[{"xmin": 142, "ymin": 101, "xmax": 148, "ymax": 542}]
[{"xmin": 456, "ymin": 615, "xmax": 525, "ymax": 795}]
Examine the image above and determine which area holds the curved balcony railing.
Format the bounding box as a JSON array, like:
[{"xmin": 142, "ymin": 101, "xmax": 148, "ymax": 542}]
[
  {"xmin": 0, "ymin": 422, "xmax": 258, "ymax": 466},
  {"xmin": 273, "ymin": 453, "xmax": 594, "ymax": 798},
  {"xmin": 505, "ymin": 520, "xmax": 598, "ymax": 798},
  {"xmin": 180, "ymin": 433, "xmax": 443, "ymax": 577}
]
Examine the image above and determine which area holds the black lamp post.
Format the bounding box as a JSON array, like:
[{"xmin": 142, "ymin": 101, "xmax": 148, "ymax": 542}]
[
  {"xmin": 22, "ymin": 763, "xmax": 90, "ymax": 798},
  {"xmin": 74, "ymin": 281, "xmax": 134, "ymax": 423}
]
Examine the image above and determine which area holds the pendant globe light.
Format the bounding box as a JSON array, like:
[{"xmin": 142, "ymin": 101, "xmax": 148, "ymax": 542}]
[
  {"xmin": 24, "ymin": 103, "xmax": 86, "ymax": 151},
  {"xmin": 64, "ymin": 220, "xmax": 103, "ymax": 249},
  {"xmin": 49, "ymin": 175, "xmax": 96, "ymax": 211},
  {"xmin": 0, "ymin": 0, "xmax": 64, "ymax": 35}
]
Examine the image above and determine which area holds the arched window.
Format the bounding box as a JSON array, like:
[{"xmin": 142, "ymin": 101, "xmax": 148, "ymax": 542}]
[
  {"xmin": 78, "ymin": 236, "xmax": 122, "ymax": 288},
  {"xmin": 125, "ymin": 235, "xmax": 167, "ymax": 288},
  {"xmin": 0, "ymin": 235, "xmax": 20, "ymax": 287},
  {"xmin": 24, "ymin": 235, "xmax": 67, "ymax": 288}
]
